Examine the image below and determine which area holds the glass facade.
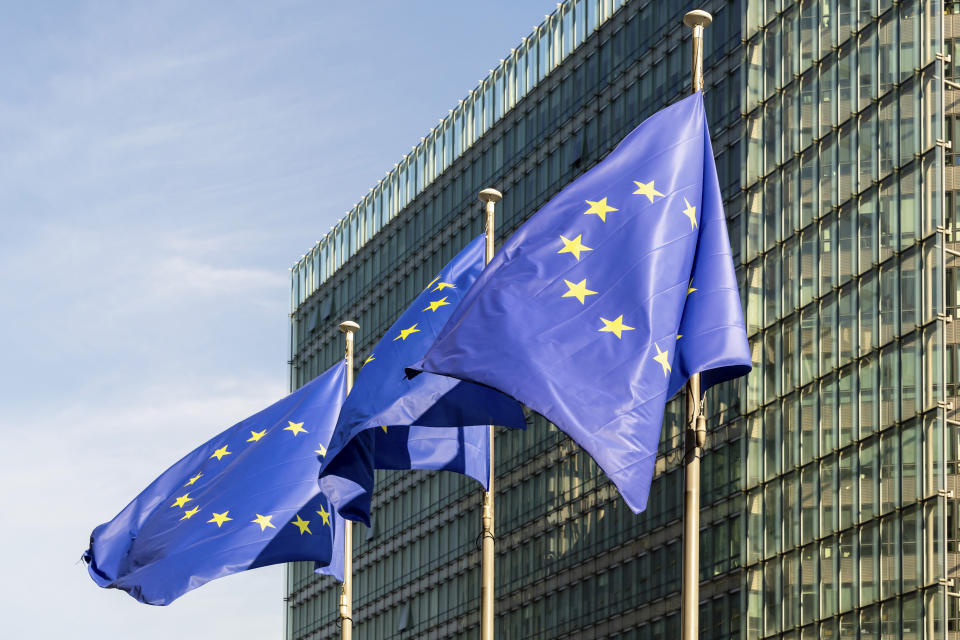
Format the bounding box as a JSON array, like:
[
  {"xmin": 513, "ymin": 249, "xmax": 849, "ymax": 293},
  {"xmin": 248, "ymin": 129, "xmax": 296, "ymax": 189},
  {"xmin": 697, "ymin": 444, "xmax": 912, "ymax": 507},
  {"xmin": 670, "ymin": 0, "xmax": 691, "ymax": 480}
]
[
  {"xmin": 742, "ymin": 1, "xmax": 949, "ymax": 638},
  {"xmin": 286, "ymin": 1, "xmax": 957, "ymax": 638},
  {"xmin": 289, "ymin": 0, "xmax": 634, "ymax": 310}
]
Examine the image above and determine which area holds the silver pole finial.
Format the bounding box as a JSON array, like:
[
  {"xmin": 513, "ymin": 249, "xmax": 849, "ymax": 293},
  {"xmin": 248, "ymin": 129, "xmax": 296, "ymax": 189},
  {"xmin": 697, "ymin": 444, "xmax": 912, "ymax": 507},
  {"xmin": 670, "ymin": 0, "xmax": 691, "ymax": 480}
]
[
  {"xmin": 478, "ymin": 188, "xmax": 502, "ymax": 204},
  {"xmin": 683, "ymin": 10, "xmax": 713, "ymax": 93}
]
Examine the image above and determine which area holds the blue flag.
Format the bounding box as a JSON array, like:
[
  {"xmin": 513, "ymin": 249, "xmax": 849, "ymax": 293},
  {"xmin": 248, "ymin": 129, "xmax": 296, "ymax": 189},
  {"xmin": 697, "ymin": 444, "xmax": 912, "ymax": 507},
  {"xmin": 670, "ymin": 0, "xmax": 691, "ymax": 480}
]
[
  {"xmin": 411, "ymin": 93, "xmax": 750, "ymax": 513},
  {"xmin": 320, "ymin": 235, "xmax": 526, "ymax": 525},
  {"xmin": 84, "ymin": 362, "xmax": 347, "ymax": 605}
]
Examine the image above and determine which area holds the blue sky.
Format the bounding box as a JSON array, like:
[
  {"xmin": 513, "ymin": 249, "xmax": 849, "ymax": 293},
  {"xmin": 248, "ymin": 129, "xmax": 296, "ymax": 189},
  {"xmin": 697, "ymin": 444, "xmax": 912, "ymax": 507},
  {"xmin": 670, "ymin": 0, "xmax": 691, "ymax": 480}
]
[{"xmin": 0, "ymin": 2, "xmax": 552, "ymax": 637}]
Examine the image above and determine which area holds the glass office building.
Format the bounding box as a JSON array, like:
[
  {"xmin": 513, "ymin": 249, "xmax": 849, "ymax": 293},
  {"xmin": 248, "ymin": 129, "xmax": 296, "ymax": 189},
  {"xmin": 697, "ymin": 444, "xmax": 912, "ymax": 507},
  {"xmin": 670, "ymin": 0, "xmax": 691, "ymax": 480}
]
[{"xmin": 285, "ymin": 1, "xmax": 957, "ymax": 637}]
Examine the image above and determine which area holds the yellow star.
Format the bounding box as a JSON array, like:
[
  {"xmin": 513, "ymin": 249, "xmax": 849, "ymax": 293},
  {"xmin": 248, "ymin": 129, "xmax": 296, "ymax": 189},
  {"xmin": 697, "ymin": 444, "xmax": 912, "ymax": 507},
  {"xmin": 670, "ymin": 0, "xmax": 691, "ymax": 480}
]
[
  {"xmin": 380, "ymin": 425, "xmax": 388, "ymax": 433},
  {"xmin": 425, "ymin": 275, "xmax": 441, "ymax": 291},
  {"xmin": 184, "ymin": 472, "xmax": 203, "ymax": 487},
  {"xmin": 290, "ymin": 514, "xmax": 311, "ymax": 535},
  {"xmin": 687, "ymin": 282, "xmax": 697, "ymax": 295},
  {"xmin": 598, "ymin": 315, "xmax": 635, "ymax": 339},
  {"xmin": 316, "ymin": 505, "xmax": 331, "ymax": 527},
  {"xmin": 315, "ymin": 443, "xmax": 327, "ymax": 457},
  {"xmin": 433, "ymin": 281, "xmax": 456, "ymax": 292},
  {"xmin": 393, "ymin": 323, "xmax": 420, "ymax": 341},
  {"xmin": 558, "ymin": 234, "xmax": 593, "ymax": 261},
  {"xmin": 180, "ymin": 505, "xmax": 200, "ymax": 520},
  {"xmin": 251, "ymin": 514, "xmax": 276, "ymax": 532},
  {"xmin": 284, "ymin": 421, "xmax": 307, "ymax": 436},
  {"xmin": 247, "ymin": 429, "xmax": 267, "ymax": 442},
  {"xmin": 208, "ymin": 511, "xmax": 233, "ymax": 527},
  {"xmin": 363, "ymin": 354, "xmax": 375, "ymax": 366},
  {"xmin": 423, "ymin": 297, "xmax": 451, "ymax": 312},
  {"xmin": 682, "ymin": 197, "xmax": 697, "ymax": 229},
  {"xmin": 562, "ymin": 278, "xmax": 598, "ymax": 304},
  {"xmin": 633, "ymin": 180, "xmax": 664, "ymax": 202},
  {"xmin": 677, "ymin": 334, "xmax": 683, "ymax": 340},
  {"xmin": 653, "ymin": 344, "xmax": 672, "ymax": 377},
  {"xmin": 210, "ymin": 445, "xmax": 231, "ymax": 461},
  {"xmin": 583, "ymin": 197, "xmax": 619, "ymax": 222},
  {"xmin": 170, "ymin": 492, "xmax": 193, "ymax": 508}
]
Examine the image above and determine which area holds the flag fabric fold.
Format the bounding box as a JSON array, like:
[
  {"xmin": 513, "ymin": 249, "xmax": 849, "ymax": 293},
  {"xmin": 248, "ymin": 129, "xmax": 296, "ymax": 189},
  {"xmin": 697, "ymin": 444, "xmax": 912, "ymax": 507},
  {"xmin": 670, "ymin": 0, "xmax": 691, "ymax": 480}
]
[
  {"xmin": 84, "ymin": 362, "xmax": 347, "ymax": 605},
  {"xmin": 411, "ymin": 93, "xmax": 750, "ymax": 513},
  {"xmin": 319, "ymin": 235, "xmax": 526, "ymax": 525}
]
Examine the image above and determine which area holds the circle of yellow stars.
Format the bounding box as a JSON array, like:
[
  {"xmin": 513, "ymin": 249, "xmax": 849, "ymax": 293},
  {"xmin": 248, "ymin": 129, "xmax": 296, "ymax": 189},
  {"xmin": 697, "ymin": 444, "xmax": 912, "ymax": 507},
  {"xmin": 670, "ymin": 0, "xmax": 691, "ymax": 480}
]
[
  {"xmin": 167, "ymin": 416, "xmax": 336, "ymax": 536},
  {"xmin": 170, "ymin": 269, "xmax": 459, "ymax": 537},
  {"xmin": 554, "ymin": 179, "xmax": 699, "ymax": 377}
]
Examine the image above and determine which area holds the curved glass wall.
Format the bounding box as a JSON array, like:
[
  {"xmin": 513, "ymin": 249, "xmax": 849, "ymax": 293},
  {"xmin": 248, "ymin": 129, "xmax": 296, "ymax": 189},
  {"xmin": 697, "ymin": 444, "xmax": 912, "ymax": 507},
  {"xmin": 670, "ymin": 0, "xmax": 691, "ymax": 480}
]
[
  {"xmin": 290, "ymin": 0, "xmax": 631, "ymax": 312},
  {"xmin": 286, "ymin": 1, "xmax": 957, "ymax": 638}
]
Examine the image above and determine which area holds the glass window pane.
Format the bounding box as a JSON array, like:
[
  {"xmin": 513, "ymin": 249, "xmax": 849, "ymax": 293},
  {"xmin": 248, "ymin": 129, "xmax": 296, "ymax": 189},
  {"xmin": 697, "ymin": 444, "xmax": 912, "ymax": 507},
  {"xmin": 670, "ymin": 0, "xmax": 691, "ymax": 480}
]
[
  {"xmin": 861, "ymin": 522, "xmax": 878, "ymax": 605},
  {"xmin": 860, "ymin": 437, "xmax": 878, "ymax": 522},
  {"xmin": 879, "ymin": 515, "xmax": 900, "ymax": 599},
  {"xmin": 838, "ymin": 284, "xmax": 856, "ymax": 365},
  {"xmin": 800, "ymin": 225, "xmax": 818, "ymax": 306},
  {"xmin": 821, "ymin": 455, "xmax": 838, "ymax": 537},
  {"xmin": 821, "ymin": 537, "xmax": 837, "ymax": 617},
  {"xmin": 800, "ymin": 542, "xmax": 819, "ymax": 623},
  {"xmin": 801, "ymin": 464, "xmax": 819, "ymax": 546}
]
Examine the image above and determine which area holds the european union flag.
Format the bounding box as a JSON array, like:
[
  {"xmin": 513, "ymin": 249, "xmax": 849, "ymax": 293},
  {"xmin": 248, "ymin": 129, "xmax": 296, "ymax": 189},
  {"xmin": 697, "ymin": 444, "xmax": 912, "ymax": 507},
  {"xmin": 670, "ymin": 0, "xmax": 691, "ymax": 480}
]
[
  {"xmin": 320, "ymin": 235, "xmax": 526, "ymax": 524},
  {"xmin": 412, "ymin": 93, "xmax": 750, "ymax": 513},
  {"xmin": 84, "ymin": 362, "xmax": 347, "ymax": 605}
]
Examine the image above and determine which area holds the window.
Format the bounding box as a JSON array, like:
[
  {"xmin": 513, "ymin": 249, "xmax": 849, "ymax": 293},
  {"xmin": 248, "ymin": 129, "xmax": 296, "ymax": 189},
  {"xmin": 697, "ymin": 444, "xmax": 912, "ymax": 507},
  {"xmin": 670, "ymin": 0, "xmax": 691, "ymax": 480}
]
[
  {"xmin": 946, "ymin": 37, "xmax": 960, "ymax": 80},
  {"xmin": 948, "ymin": 115, "xmax": 960, "ymax": 166}
]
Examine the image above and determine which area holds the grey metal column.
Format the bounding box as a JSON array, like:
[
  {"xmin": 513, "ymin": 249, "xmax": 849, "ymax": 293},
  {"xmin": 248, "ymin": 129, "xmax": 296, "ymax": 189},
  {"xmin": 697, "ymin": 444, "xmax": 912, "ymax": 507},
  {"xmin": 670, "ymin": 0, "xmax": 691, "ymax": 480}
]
[
  {"xmin": 478, "ymin": 187, "xmax": 501, "ymax": 640},
  {"xmin": 338, "ymin": 320, "xmax": 359, "ymax": 640},
  {"xmin": 680, "ymin": 9, "xmax": 711, "ymax": 640}
]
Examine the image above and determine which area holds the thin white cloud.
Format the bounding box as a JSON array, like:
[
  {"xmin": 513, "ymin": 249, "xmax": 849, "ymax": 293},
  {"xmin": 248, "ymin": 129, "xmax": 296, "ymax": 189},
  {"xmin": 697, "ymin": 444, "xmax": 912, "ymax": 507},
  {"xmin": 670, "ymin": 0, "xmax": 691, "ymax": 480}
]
[
  {"xmin": 0, "ymin": 2, "xmax": 556, "ymax": 638},
  {"xmin": 0, "ymin": 373, "xmax": 288, "ymax": 638},
  {"xmin": 131, "ymin": 254, "xmax": 288, "ymax": 307}
]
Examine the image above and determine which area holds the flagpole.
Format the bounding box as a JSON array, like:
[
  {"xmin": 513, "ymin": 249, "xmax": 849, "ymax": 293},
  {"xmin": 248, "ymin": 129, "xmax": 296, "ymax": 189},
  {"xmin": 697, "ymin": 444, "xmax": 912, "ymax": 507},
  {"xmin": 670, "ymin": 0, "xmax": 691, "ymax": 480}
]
[
  {"xmin": 338, "ymin": 320, "xmax": 360, "ymax": 640},
  {"xmin": 681, "ymin": 10, "xmax": 711, "ymax": 640},
  {"xmin": 477, "ymin": 187, "xmax": 501, "ymax": 640}
]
